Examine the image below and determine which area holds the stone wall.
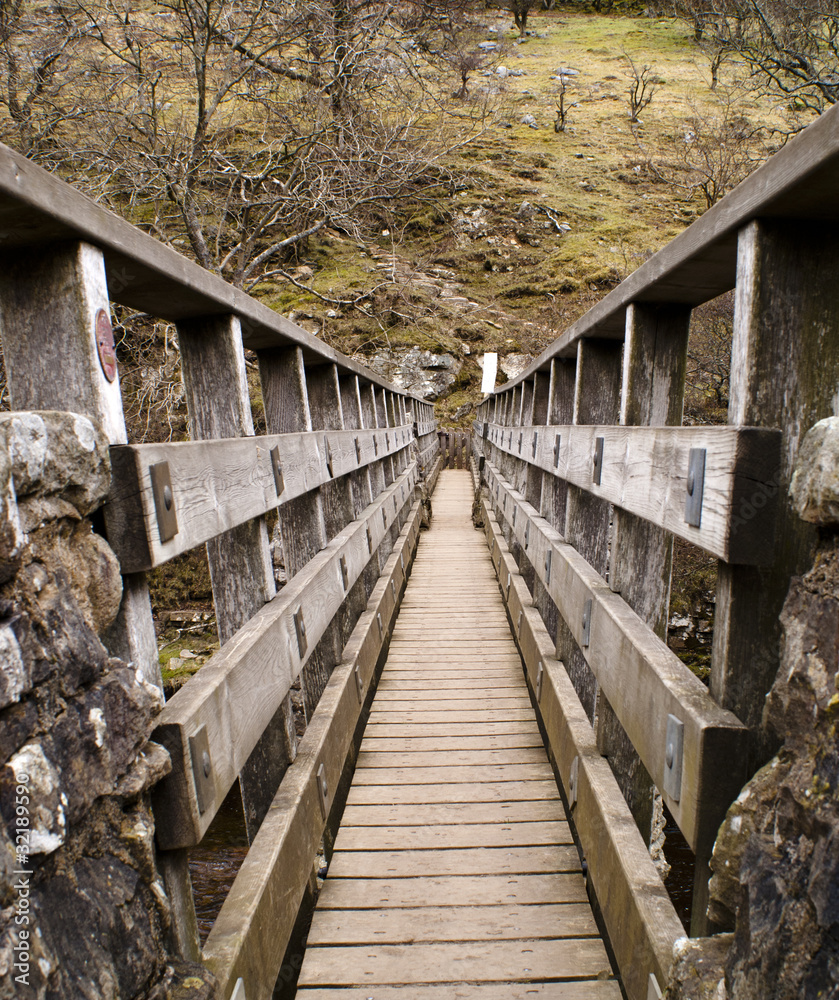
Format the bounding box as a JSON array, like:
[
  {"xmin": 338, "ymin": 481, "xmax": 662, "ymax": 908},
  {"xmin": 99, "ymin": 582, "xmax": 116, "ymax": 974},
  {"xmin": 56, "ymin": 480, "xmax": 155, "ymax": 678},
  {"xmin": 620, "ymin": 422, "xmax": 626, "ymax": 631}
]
[
  {"xmin": 0, "ymin": 412, "xmax": 213, "ymax": 999},
  {"xmin": 666, "ymin": 417, "xmax": 839, "ymax": 1000}
]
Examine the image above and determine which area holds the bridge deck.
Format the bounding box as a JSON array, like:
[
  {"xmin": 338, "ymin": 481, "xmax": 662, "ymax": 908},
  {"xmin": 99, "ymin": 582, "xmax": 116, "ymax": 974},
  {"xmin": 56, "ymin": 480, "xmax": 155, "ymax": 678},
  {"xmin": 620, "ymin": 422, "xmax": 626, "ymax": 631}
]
[{"xmin": 296, "ymin": 471, "xmax": 620, "ymax": 999}]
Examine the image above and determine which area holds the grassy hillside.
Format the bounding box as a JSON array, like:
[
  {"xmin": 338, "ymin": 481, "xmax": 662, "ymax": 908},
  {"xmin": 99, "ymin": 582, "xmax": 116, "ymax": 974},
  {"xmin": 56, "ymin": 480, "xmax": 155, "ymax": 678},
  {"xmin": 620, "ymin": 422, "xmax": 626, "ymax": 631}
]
[{"xmin": 251, "ymin": 7, "xmax": 784, "ymax": 423}]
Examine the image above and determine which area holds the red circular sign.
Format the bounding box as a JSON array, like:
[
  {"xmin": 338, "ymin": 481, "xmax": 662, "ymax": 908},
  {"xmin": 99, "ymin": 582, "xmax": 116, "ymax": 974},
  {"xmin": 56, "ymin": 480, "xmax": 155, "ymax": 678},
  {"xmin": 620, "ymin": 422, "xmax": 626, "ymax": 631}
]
[{"xmin": 96, "ymin": 309, "xmax": 117, "ymax": 382}]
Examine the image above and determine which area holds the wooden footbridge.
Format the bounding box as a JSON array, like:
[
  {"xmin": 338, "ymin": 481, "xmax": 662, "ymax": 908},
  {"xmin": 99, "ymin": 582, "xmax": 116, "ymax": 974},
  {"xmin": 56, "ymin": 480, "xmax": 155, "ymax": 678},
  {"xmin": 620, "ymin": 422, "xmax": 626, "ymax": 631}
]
[{"xmin": 3, "ymin": 102, "xmax": 839, "ymax": 1000}]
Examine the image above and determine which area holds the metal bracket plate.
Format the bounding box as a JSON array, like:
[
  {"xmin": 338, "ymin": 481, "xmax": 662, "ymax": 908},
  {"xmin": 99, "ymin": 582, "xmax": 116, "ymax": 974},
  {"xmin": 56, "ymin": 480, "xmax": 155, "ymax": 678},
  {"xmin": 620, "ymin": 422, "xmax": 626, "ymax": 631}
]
[
  {"xmin": 663, "ymin": 714, "xmax": 684, "ymax": 801},
  {"xmin": 518, "ymin": 432, "xmax": 523, "ymax": 454},
  {"xmin": 189, "ymin": 725, "xmax": 213, "ymax": 815},
  {"xmin": 554, "ymin": 433, "xmax": 561, "ymax": 467},
  {"xmin": 525, "ymin": 522, "xmax": 530, "ymax": 549},
  {"xmin": 324, "ymin": 435, "xmax": 334, "ymax": 477},
  {"xmin": 535, "ymin": 661, "xmax": 544, "ymax": 702},
  {"xmin": 340, "ymin": 555, "xmax": 349, "ymax": 591},
  {"xmin": 545, "ymin": 549, "xmax": 552, "ymax": 584},
  {"xmin": 316, "ymin": 763, "xmax": 329, "ymax": 819},
  {"xmin": 293, "ymin": 607, "xmax": 308, "ymax": 658},
  {"xmin": 593, "ymin": 437, "xmax": 604, "ymax": 486},
  {"xmin": 377, "ymin": 612, "xmax": 383, "ymax": 638},
  {"xmin": 150, "ymin": 461, "xmax": 178, "ymax": 543},
  {"xmin": 568, "ymin": 755, "xmax": 579, "ymax": 808},
  {"xmin": 354, "ymin": 663, "xmax": 364, "ymax": 704},
  {"xmin": 355, "ymin": 436, "xmax": 361, "ymax": 462},
  {"xmin": 581, "ymin": 598, "xmax": 593, "ymax": 647},
  {"xmin": 685, "ymin": 448, "xmax": 706, "ymax": 528},
  {"xmin": 269, "ymin": 445, "xmax": 284, "ymax": 497},
  {"xmin": 532, "ymin": 431, "xmax": 538, "ymax": 458},
  {"xmin": 366, "ymin": 526, "xmax": 372, "ymax": 553}
]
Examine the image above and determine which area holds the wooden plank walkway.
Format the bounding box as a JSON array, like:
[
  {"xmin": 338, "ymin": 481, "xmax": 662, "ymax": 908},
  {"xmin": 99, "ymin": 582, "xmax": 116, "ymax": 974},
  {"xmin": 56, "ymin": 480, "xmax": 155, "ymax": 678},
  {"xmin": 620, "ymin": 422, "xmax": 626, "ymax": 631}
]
[{"xmin": 296, "ymin": 470, "xmax": 620, "ymax": 999}]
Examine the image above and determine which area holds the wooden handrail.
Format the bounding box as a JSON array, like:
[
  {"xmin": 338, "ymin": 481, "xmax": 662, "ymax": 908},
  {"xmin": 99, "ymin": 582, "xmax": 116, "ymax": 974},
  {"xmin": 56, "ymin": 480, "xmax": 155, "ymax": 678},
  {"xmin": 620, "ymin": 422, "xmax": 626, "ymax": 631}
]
[
  {"xmin": 0, "ymin": 138, "xmax": 442, "ymax": 971},
  {"xmin": 107, "ymin": 425, "xmax": 415, "ymax": 571}
]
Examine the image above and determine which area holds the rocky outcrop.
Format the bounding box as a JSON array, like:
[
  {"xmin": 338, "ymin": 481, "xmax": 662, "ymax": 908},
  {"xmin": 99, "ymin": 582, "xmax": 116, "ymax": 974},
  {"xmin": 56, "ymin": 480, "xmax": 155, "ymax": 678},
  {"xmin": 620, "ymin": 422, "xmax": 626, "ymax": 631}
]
[
  {"xmin": 366, "ymin": 347, "xmax": 462, "ymax": 400},
  {"xmin": 0, "ymin": 412, "xmax": 210, "ymax": 999}
]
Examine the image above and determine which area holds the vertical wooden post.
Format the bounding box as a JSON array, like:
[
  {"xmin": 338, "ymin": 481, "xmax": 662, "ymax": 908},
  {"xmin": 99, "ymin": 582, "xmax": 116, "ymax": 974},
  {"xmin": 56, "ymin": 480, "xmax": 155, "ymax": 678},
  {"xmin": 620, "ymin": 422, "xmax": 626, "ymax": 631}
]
[
  {"xmin": 561, "ymin": 339, "xmax": 623, "ymax": 723},
  {"xmin": 696, "ymin": 219, "xmax": 839, "ymax": 931},
  {"xmin": 258, "ymin": 346, "xmax": 333, "ymax": 715},
  {"xmin": 0, "ymin": 242, "xmax": 161, "ymax": 691},
  {"xmin": 177, "ymin": 316, "xmax": 297, "ymax": 843},
  {"xmin": 602, "ymin": 303, "xmax": 690, "ymax": 844},
  {"xmin": 541, "ymin": 357, "xmax": 576, "ymax": 533}
]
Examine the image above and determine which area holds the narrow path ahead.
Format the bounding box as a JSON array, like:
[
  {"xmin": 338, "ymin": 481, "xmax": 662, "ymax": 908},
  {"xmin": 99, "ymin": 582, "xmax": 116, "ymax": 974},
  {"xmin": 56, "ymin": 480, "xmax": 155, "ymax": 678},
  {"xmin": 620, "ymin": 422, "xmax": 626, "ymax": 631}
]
[{"xmin": 296, "ymin": 470, "xmax": 620, "ymax": 999}]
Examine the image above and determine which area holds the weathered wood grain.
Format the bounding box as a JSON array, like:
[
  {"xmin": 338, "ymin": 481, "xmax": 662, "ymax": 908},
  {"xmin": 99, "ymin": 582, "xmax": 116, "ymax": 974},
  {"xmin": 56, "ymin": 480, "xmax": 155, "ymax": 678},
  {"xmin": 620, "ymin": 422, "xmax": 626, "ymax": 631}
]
[
  {"xmin": 316, "ymin": 873, "xmax": 590, "ymax": 908},
  {"xmin": 306, "ymin": 903, "xmax": 597, "ymax": 944},
  {"xmin": 297, "ymin": 938, "xmax": 611, "ymax": 986},
  {"xmin": 107, "ymin": 427, "xmax": 416, "ymax": 572},
  {"xmin": 151, "ymin": 464, "xmax": 418, "ymax": 849},
  {"xmin": 484, "ymin": 460, "xmax": 748, "ymax": 854},
  {"xmin": 297, "ymin": 984, "xmax": 621, "ymax": 1000},
  {"xmin": 200, "ymin": 500, "xmax": 422, "ymax": 1000},
  {"xmin": 599, "ymin": 302, "xmax": 690, "ymax": 844},
  {"xmin": 485, "ymin": 422, "xmax": 781, "ymax": 565},
  {"xmin": 482, "ymin": 503, "xmax": 685, "ymax": 1000}
]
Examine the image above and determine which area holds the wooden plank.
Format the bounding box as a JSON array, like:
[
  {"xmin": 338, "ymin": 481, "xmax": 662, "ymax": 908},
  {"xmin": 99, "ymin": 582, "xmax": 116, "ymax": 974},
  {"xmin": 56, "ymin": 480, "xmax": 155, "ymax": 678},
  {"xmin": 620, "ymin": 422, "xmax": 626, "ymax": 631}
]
[
  {"xmin": 376, "ymin": 677, "xmax": 524, "ymax": 689},
  {"xmin": 316, "ymin": 873, "xmax": 589, "ymax": 908},
  {"xmin": 362, "ymin": 725, "xmax": 541, "ymax": 741},
  {"xmin": 339, "ymin": 800, "xmax": 564, "ymax": 825},
  {"xmin": 355, "ymin": 749, "xmax": 548, "ymax": 767},
  {"xmin": 199, "ymin": 502, "xmax": 422, "ymax": 1000},
  {"xmin": 327, "ymin": 845, "xmax": 582, "ymax": 879},
  {"xmin": 334, "ymin": 821, "xmax": 572, "ymax": 850},
  {"xmin": 365, "ymin": 709, "xmax": 538, "ymax": 725},
  {"xmin": 482, "ymin": 502, "xmax": 687, "ymax": 1000},
  {"xmin": 351, "ymin": 764, "xmax": 555, "ymax": 784},
  {"xmin": 346, "ymin": 780, "xmax": 559, "ymax": 805},
  {"xmin": 368, "ymin": 696, "xmax": 531, "ymax": 710},
  {"xmin": 484, "ymin": 460, "xmax": 748, "ymax": 854},
  {"xmin": 486, "ymin": 421, "xmax": 781, "ymax": 564},
  {"xmin": 306, "ymin": 902, "xmax": 598, "ymax": 944},
  {"xmin": 297, "ymin": 939, "xmax": 612, "ymax": 986},
  {"xmin": 360, "ymin": 735, "xmax": 543, "ymax": 752},
  {"xmin": 151, "ymin": 465, "xmax": 418, "ymax": 849},
  {"xmin": 297, "ymin": 984, "xmax": 621, "ymax": 1000},
  {"xmin": 107, "ymin": 426, "xmax": 414, "ymax": 571}
]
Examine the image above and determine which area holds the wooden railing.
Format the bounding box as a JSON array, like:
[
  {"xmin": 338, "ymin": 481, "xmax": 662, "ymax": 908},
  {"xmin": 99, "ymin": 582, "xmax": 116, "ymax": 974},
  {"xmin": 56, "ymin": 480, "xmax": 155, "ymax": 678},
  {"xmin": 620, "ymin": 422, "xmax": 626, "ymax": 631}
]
[
  {"xmin": 437, "ymin": 428, "xmax": 472, "ymax": 469},
  {"xmin": 471, "ymin": 102, "xmax": 839, "ymax": 1000},
  {"xmin": 0, "ymin": 141, "xmax": 441, "ymax": 1000}
]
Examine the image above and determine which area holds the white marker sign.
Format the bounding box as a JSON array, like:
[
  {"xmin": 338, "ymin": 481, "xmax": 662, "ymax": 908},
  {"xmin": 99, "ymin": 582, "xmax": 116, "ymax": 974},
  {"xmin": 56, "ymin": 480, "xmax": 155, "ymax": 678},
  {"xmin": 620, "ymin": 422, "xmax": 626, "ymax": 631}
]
[{"xmin": 480, "ymin": 353, "xmax": 498, "ymax": 395}]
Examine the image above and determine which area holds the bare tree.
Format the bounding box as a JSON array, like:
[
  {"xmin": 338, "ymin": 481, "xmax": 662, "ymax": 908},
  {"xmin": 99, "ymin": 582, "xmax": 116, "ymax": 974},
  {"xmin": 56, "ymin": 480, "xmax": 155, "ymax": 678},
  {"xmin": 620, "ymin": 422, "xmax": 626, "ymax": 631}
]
[
  {"xmin": 0, "ymin": 0, "xmax": 493, "ymax": 289},
  {"xmin": 662, "ymin": 0, "xmax": 839, "ymax": 117},
  {"xmin": 624, "ymin": 53, "xmax": 660, "ymax": 123},
  {"xmin": 675, "ymin": 93, "xmax": 770, "ymax": 207}
]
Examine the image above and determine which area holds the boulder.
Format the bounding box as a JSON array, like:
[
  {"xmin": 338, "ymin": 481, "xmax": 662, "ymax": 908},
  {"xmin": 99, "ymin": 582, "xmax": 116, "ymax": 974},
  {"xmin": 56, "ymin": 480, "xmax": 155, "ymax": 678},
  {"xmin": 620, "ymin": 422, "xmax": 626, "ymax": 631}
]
[{"xmin": 789, "ymin": 416, "xmax": 839, "ymax": 525}]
